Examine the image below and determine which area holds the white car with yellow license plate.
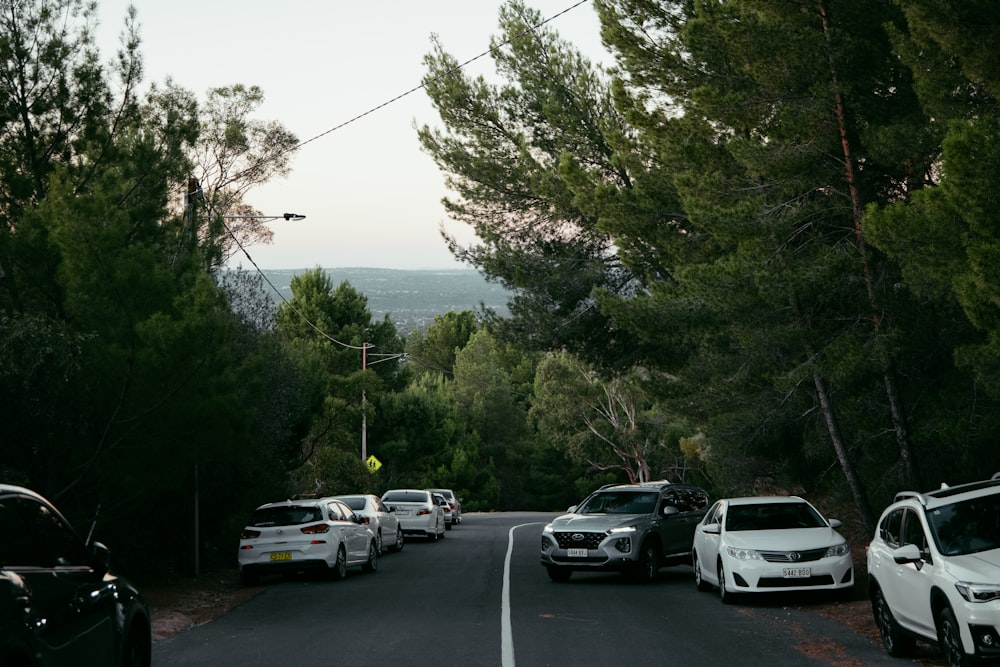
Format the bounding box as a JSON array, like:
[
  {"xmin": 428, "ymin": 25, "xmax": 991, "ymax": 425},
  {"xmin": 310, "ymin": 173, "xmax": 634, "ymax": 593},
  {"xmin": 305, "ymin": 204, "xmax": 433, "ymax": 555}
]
[
  {"xmin": 238, "ymin": 497, "xmax": 378, "ymax": 586},
  {"xmin": 381, "ymin": 489, "xmax": 446, "ymax": 540},
  {"xmin": 692, "ymin": 496, "xmax": 853, "ymax": 603}
]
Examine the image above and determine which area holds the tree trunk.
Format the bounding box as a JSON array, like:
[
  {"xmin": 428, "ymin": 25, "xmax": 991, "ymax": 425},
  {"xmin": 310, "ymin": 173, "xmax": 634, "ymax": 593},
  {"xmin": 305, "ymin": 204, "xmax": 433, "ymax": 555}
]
[
  {"xmin": 813, "ymin": 372, "xmax": 875, "ymax": 533},
  {"xmin": 819, "ymin": 0, "xmax": 922, "ymax": 491}
]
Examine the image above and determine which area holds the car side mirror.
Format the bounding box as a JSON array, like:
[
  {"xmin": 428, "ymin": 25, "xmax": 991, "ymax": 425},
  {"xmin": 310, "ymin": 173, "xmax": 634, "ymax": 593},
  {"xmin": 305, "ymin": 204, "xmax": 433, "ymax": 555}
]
[
  {"xmin": 567, "ymin": 505, "xmax": 578, "ymax": 513},
  {"xmin": 828, "ymin": 519, "xmax": 842, "ymax": 529},
  {"xmin": 90, "ymin": 541, "xmax": 112, "ymax": 573},
  {"xmin": 892, "ymin": 543, "xmax": 923, "ymax": 565},
  {"xmin": 702, "ymin": 523, "xmax": 721, "ymax": 535},
  {"xmin": 661, "ymin": 505, "xmax": 680, "ymax": 517}
]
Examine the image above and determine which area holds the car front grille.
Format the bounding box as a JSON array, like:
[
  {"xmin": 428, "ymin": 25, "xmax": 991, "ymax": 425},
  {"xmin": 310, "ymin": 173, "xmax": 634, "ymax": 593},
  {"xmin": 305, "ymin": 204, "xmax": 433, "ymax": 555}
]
[
  {"xmin": 758, "ymin": 547, "xmax": 829, "ymax": 563},
  {"xmin": 554, "ymin": 531, "xmax": 605, "ymax": 550},
  {"xmin": 757, "ymin": 574, "xmax": 835, "ymax": 588}
]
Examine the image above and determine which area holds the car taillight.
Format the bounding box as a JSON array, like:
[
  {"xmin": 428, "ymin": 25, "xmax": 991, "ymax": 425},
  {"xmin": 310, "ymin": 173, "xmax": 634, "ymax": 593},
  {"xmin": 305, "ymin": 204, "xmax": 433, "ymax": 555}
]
[
  {"xmin": 301, "ymin": 523, "xmax": 331, "ymax": 534},
  {"xmin": 360, "ymin": 516, "xmax": 371, "ymax": 524},
  {"xmin": 417, "ymin": 509, "xmax": 431, "ymax": 516},
  {"xmin": 241, "ymin": 529, "xmax": 261, "ymax": 539}
]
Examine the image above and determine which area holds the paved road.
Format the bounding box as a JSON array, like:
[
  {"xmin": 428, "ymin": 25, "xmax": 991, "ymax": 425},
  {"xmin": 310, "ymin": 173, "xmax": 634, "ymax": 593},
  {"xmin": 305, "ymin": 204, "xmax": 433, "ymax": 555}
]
[{"xmin": 153, "ymin": 512, "xmax": 902, "ymax": 666}]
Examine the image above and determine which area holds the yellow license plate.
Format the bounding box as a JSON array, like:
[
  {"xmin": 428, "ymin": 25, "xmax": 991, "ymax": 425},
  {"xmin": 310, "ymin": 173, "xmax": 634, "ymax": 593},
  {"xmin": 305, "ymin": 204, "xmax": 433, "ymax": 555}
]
[{"xmin": 270, "ymin": 552, "xmax": 292, "ymax": 562}]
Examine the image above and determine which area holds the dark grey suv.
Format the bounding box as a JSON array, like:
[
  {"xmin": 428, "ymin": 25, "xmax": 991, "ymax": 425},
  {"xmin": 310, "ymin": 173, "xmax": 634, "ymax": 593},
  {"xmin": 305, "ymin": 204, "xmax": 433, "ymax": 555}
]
[{"xmin": 540, "ymin": 480, "xmax": 710, "ymax": 582}]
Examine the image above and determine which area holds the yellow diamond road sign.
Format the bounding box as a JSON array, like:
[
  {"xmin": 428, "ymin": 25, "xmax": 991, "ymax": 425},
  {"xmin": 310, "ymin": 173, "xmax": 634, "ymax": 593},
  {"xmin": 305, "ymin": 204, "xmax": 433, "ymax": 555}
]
[{"xmin": 366, "ymin": 455, "xmax": 382, "ymax": 473}]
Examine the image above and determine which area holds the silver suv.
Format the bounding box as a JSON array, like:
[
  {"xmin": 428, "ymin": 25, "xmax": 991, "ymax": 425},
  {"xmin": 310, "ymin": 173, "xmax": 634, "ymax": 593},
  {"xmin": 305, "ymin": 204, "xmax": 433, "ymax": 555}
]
[
  {"xmin": 540, "ymin": 480, "xmax": 710, "ymax": 582},
  {"xmin": 867, "ymin": 474, "xmax": 1000, "ymax": 667}
]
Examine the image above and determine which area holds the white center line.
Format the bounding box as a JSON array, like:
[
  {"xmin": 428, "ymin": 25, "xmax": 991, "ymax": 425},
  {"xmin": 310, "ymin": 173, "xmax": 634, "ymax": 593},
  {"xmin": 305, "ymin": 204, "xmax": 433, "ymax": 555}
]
[{"xmin": 502, "ymin": 522, "xmax": 546, "ymax": 667}]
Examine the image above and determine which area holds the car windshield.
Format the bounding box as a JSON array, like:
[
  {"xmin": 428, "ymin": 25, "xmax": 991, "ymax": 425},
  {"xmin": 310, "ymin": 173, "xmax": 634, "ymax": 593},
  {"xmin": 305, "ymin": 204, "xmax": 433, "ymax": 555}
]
[
  {"xmin": 927, "ymin": 493, "xmax": 1000, "ymax": 556},
  {"xmin": 577, "ymin": 491, "xmax": 658, "ymax": 515},
  {"xmin": 725, "ymin": 502, "xmax": 826, "ymax": 531},
  {"xmin": 250, "ymin": 505, "xmax": 323, "ymax": 527}
]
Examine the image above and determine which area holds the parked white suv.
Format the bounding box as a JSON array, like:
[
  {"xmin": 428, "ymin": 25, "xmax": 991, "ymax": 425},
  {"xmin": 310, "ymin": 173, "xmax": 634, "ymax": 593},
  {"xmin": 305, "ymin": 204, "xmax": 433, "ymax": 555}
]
[{"xmin": 867, "ymin": 474, "xmax": 1000, "ymax": 667}]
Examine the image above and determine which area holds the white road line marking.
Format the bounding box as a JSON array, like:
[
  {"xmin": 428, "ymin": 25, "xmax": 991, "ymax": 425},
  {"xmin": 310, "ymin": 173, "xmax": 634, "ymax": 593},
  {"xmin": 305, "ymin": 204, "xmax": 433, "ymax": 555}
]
[{"xmin": 502, "ymin": 522, "xmax": 546, "ymax": 667}]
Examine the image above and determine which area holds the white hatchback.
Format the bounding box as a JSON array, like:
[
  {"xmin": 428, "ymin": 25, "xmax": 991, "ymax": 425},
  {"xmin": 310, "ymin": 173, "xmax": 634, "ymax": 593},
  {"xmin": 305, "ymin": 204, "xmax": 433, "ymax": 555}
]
[
  {"xmin": 692, "ymin": 496, "xmax": 853, "ymax": 603},
  {"xmin": 867, "ymin": 475, "xmax": 1000, "ymax": 667},
  {"xmin": 238, "ymin": 497, "xmax": 378, "ymax": 586}
]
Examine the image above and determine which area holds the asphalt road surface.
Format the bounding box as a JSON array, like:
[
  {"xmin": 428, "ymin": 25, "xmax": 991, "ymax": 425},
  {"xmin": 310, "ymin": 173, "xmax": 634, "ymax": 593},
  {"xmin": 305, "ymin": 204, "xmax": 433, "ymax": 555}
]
[{"xmin": 153, "ymin": 511, "xmax": 901, "ymax": 666}]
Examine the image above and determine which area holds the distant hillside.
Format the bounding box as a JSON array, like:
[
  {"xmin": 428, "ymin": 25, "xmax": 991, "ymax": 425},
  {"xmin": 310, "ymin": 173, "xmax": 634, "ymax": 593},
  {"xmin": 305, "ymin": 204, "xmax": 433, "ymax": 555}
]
[{"xmin": 260, "ymin": 268, "xmax": 511, "ymax": 335}]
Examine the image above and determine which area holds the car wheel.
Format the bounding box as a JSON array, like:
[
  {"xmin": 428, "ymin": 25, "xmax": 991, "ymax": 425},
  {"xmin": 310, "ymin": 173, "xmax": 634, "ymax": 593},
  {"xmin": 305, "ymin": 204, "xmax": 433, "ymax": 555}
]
[
  {"xmin": 362, "ymin": 540, "xmax": 378, "ymax": 573},
  {"xmin": 445, "ymin": 519, "xmax": 452, "ymax": 530},
  {"xmin": 630, "ymin": 541, "xmax": 660, "ymax": 583},
  {"xmin": 390, "ymin": 525, "xmax": 404, "ymax": 552},
  {"xmin": 718, "ymin": 562, "xmax": 738, "ymax": 604},
  {"xmin": 694, "ymin": 553, "xmax": 712, "ymax": 592},
  {"xmin": 938, "ymin": 607, "xmax": 971, "ymax": 667},
  {"xmin": 872, "ymin": 586, "xmax": 914, "ymax": 657},
  {"xmin": 121, "ymin": 619, "xmax": 152, "ymax": 667},
  {"xmin": 375, "ymin": 530, "xmax": 383, "ymax": 555},
  {"xmin": 331, "ymin": 545, "xmax": 348, "ymax": 580},
  {"xmin": 547, "ymin": 566, "xmax": 572, "ymax": 582}
]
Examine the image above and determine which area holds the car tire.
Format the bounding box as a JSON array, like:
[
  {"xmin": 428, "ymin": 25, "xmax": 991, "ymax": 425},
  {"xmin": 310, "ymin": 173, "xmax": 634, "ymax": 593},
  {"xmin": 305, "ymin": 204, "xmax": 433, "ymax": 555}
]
[
  {"xmin": 331, "ymin": 545, "xmax": 348, "ymax": 580},
  {"xmin": 872, "ymin": 586, "xmax": 914, "ymax": 657},
  {"xmin": 938, "ymin": 607, "xmax": 971, "ymax": 667},
  {"xmin": 121, "ymin": 618, "xmax": 152, "ymax": 667},
  {"xmin": 362, "ymin": 540, "xmax": 378, "ymax": 573},
  {"xmin": 694, "ymin": 554, "xmax": 712, "ymax": 592},
  {"xmin": 546, "ymin": 566, "xmax": 572, "ymax": 582},
  {"xmin": 630, "ymin": 540, "xmax": 660, "ymax": 583},
  {"xmin": 389, "ymin": 525, "xmax": 404, "ymax": 552},
  {"xmin": 718, "ymin": 562, "xmax": 738, "ymax": 604},
  {"xmin": 445, "ymin": 520, "xmax": 452, "ymax": 531}
]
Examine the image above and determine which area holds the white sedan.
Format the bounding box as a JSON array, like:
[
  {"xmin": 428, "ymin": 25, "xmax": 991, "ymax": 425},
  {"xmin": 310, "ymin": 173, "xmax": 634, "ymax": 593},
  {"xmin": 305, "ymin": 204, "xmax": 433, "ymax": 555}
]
[
  {"xmin": 692, "ymin": 496, "xmax": 853, "ymax": 603},
  {"xmin": 333, "ymin": 494, "xmax": 404, "ymax": 554},
  {"xmin": 381, "ymin": 489, "xmax": 446, "ymax": 540}
]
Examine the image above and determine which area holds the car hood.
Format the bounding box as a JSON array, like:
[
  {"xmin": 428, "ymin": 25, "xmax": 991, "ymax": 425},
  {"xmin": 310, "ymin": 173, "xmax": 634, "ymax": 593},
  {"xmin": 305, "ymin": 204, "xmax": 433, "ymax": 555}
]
[
  {"xmin": 548, "ymin": 513, "xmax": 644, "ymax": 532},
  {"xmin": 941, "ymin": 549, "xmax": 1000, "ymax": 580},
  {"xmin": 724, "ymin": 527, "xmax": 845, "ymax": 550}
]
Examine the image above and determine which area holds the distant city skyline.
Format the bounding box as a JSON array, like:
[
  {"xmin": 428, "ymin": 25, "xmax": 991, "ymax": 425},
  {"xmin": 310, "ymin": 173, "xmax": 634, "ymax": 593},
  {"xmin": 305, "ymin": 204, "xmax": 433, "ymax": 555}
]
[{"xmin": 95, "ymin": 1, "xmax": 609, "ymax": 270}]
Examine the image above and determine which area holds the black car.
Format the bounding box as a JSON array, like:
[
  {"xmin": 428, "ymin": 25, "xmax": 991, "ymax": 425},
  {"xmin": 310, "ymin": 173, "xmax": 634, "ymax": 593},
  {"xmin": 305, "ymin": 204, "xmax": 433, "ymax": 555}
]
[{"xmin": 0, "ymin": 484, "xmax": 151, "ymax": 667}]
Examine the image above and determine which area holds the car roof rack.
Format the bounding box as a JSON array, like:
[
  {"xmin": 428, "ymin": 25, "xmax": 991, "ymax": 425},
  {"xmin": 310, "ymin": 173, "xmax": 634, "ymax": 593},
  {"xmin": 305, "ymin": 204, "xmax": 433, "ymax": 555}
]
[{"xmin": 893, "ymin": 490, "xmax": 927, "ymax": 505}]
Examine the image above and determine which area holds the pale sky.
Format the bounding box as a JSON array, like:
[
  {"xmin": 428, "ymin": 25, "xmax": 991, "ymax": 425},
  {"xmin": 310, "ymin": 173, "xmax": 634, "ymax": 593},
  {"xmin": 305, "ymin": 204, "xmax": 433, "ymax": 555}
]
[{"xmin": 94, "ymin": 1, "xmax": 608, "ymax": 270}]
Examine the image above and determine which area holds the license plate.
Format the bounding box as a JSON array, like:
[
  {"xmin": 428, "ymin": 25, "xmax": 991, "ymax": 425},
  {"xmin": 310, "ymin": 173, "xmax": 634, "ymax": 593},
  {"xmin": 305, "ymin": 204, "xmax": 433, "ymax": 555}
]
[
  {"xmin": 567, "ymin": 548, "xmax": 588, "ymax": 557},
  {"xmin": 395, "ymin": 509, "xmax": 409, "ymax": 515},
  {"xmin": 270, "ymin": 552, "xmax": 292, "ymax": 562},
  {"xmin": 782, "ymin": 567, "xmax": 810, "ymax": 578}
]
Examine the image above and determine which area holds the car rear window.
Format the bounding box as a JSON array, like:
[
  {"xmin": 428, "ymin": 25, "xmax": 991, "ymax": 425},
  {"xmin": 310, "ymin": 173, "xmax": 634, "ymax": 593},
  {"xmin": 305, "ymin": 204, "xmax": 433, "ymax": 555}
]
[
  {"xmin": 250, "ymin": 505, "xmax": 324, "ymax": 527},
  {"xmin": 383, "ymin": 491, "xmax": 428, "ymax": 503},
  {"xmin": 338, "ymin": 497, "xmax": 366, "ymax": 511}
]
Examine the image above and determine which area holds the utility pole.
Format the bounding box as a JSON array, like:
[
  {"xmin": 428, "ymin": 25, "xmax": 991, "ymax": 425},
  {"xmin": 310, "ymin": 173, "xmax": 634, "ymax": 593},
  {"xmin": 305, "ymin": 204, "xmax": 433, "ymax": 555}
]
[{"xmin": 361, "ymin": 342, "xmax": 368, "ymax": 462}]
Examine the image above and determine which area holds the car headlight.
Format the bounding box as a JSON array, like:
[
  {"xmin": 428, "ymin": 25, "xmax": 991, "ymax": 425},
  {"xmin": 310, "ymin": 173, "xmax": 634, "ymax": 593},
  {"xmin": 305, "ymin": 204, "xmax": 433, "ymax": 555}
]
[
  {"xmin": 726, "ymin": 546, "xmax": 763, "ymax": 560},
  {"xmin": 609, "ymin": 525, "xmax": 637, "ymax": 534},
  {"xmin": 824, "ymin": 542, "xmax": 850, "ymax": 558},
  {"xmin": 955, "ymin": 582, "xmax": 1000, "ymax": 603},
  {"xmin": 543, "ymin": 524, "xmax": 554, "ymax": 534}
]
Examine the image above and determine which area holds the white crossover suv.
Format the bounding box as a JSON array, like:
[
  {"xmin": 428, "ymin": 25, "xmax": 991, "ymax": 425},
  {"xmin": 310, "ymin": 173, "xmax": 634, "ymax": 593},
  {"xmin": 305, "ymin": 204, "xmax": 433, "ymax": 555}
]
[{"xmin": 867, "ymin": 474, "xmax": 1000, "ymax": 667}]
